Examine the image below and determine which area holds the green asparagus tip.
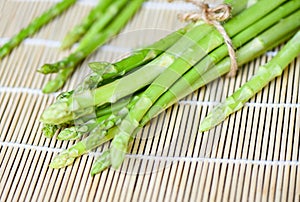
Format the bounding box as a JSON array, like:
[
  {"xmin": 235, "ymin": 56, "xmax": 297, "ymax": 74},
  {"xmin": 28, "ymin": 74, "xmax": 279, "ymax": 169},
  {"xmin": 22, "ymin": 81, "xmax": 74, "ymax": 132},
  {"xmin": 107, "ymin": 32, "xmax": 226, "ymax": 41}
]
[
  {"xmin": 199, "ymin": 104, "xmax": 231, "ymax": 132},
  {"xmin": 198, "ymin": 119, "xmax": 213, "ymax": 133},
  {"xmin": 42, "ymin": 79, "xmax": 65, "ymax": 94},
  {"xmin": 37, "ymin": 64, "xmax": 58, "ymax": 74},
  {"xmin": 88, "ymin": 62, "xmax": 117, "ymax": 75},
  {"xmin": 57, "ymin": 127, "xmax": 79, "ymax": 140},
  {"xmin": 49, "ymin": 152, "xmax": 76, "ymax": 169},
  {"xmin": 0, "ymin": 47, "xmax": 10, "ymax": 59},
  {"xmin": 42, "ymin": 124, "xmax": 58, "ymax": 138},
  {"xmin": 88, "ymin": 62, "xmax": 109, "ymax": 72},
  {"xmin": 40, "ymin": 101, "xmax": 73, "ymax": 125},
  {"xmin": 60, "ymin": 38, "xmax": 73, "ymax": 50}
]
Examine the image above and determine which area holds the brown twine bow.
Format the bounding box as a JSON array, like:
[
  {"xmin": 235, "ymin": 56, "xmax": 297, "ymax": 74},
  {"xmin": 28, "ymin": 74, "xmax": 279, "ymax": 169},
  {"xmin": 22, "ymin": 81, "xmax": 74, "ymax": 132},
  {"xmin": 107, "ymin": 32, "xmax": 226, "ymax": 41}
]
[{"xmin": 169, "ymin": 0, "xmax": 238, "ymax": 77}]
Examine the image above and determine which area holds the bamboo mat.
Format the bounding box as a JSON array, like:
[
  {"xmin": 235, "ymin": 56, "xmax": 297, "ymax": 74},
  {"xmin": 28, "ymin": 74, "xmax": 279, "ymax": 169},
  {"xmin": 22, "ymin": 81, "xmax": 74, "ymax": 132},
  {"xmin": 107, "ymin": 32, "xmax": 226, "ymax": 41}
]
[{"xmin": 0, "ymin": 0, "xmax": 299, "ymax": 201}]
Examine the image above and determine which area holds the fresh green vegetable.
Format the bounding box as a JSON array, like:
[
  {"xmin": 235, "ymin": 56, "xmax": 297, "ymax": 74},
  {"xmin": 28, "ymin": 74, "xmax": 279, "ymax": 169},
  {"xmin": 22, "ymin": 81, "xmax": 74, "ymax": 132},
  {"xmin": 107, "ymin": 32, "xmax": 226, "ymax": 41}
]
[
  {"xmin": 41, "ymin": 0, "xmax": 299, "ymax": 175},
  {"xmin": 0, "ymin": 0, "xmax": 76, "ymax": 59},
  {"xmin": 61, "ymin": 0, "xmax": 111, "ymax": 49},
  {"xmin": 108, "ymin": 0, "xmax": 291, "ymax": 169},
  {"xmin": 199, "ymin": 30, "xmax": 300, "ymax": 132}
]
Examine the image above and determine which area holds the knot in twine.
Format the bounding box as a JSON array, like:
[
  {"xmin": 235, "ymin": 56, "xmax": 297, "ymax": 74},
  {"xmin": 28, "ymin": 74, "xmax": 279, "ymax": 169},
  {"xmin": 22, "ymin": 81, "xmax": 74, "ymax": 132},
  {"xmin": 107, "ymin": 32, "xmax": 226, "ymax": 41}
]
[{"xmin": 169, "ymin": 0, "xmax": 238, "ymax": 77}]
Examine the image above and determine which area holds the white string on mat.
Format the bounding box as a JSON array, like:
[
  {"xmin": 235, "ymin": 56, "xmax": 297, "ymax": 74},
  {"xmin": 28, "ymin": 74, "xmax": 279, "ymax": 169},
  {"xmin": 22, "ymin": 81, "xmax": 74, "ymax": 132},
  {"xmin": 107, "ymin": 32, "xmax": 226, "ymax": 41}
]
[
  {"xmin": 0, "ymin": 86, "xmax": 298, "ymax": 108},
  {"xmin": 1, "ymin": 140, "xmax": 299, "ymax": 166},
  {"xmin": 0, "ymin": 86, "xmax": 56, "ymax": 96},
  {"xmin": 0, "ymin": 141, "xmax": 64, "ymax": 153},
  {"xmin": 179, "ymin": 100, "xmax": 300, "ymax": 108},
  {"xmin": 0, "ymin": 37, "xmax": 130, "ymax": 53},
  {"xmin": 10, "ymin": 0, "xmax": 197, "ymax": 10}
]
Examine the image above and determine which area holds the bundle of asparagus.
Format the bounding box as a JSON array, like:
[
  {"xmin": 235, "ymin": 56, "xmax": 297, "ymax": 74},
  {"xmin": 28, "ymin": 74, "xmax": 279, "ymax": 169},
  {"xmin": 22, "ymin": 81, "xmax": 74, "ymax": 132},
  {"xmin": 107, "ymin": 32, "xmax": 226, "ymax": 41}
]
[{"xmin": 40, "ymin": 0, "xmax": 300, "ymax": 175}]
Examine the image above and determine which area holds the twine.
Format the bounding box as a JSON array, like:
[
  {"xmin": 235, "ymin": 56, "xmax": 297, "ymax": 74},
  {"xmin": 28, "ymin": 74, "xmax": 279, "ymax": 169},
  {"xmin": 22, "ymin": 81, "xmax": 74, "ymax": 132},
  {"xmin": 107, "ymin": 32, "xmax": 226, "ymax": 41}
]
[{"xmin": 170, "ymin": 0, "xmax": 238, "ymax": 77}]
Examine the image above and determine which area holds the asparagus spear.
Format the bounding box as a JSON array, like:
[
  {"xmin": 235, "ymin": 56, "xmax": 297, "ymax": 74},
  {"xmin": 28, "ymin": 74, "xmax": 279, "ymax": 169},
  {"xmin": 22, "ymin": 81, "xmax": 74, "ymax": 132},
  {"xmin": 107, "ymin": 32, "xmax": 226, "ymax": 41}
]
[
  {"xmin": 61, "ymin": 0, "xmax": 111, "ymax": 49},
  {"xmin": 0, "ymin": 0, "xmax": 76, "ymax": 59},
  {"xmin": 140, "ymin": 1, "xmax": 300, "ymax": 126},
  {"xmin": 199, "ymin": 30, "xmax": 300, "ymax": 132},
  {"xmin": 88, "ymin": 23, "xmax": 196, "ymax": 83},
  {"xmin": 73, "ymin": 23, "xmax": 196, "ymax": 92},
  {"xmin": 41, "ymin": 0, "xmax": 145, "ymax": 93},
  {"xmin": 109, "ymin": 0, "xmax": 289, "ymax": 169}
]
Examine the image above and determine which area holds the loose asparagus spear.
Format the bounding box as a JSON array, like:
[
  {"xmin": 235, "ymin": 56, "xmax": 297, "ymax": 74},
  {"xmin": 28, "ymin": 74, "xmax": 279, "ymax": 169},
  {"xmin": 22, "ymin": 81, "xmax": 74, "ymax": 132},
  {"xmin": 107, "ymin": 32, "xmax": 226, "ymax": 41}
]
[
  {"xmin": 40, "ymin": 0, "xmax": 129, "ymax": 74},
  {"xmin": 109, "ymin": 0, "xmax": 289, "ymax": 169},
  {"xmin": 0, "ymin": 0, "xmax": 76, "ymax": 59},
  {"xmin": 199, "ymin": 30, "xmax": 300, "ymax": 131},
  {"xmin": 61, "ymin": 0, "xmax": 111, "ymax": 49},
  {"xmin": 140, "ymin": 1, "xmax": 300, "ymax": 126},
  {"xmin": 41, "ymin": 0, "xmax": 145, "ymax": 93}
]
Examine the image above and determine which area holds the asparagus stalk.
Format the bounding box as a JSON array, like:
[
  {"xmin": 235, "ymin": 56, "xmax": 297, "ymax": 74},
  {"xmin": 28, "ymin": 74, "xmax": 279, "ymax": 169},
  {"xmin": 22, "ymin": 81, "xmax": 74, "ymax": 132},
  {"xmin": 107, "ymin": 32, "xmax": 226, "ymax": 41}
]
[
  {"xmin": 109, "ymin": 0, "xmax": 289, "ymax": 169},
  {"xmin": 54, "ymin": 95, "xmax": 133, "ymax": 140},
  {"xmin": 61, "ymin": 0, "xmax": 111, "ymax": 49},
  {"xmin": 140, "ymin": 8, "xmax": 300, "ymax": 127},
  {"xmin": 41, "ymin": 0, "xmax": 145, "ymax": 93},
  {"xmin": 199, "ymin": 30, "xmax": 300, "ymax": 131},
  {"xmin": 0, "ymin": 0, "xmax": 76, "ymax": 59},
  {"xmin": 74, "ymin": 23, "xmax": 196, "ymax": 91},
  {"xmin": 88, "ymin": 23, "xmax": 196, "ymax": 83}
]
